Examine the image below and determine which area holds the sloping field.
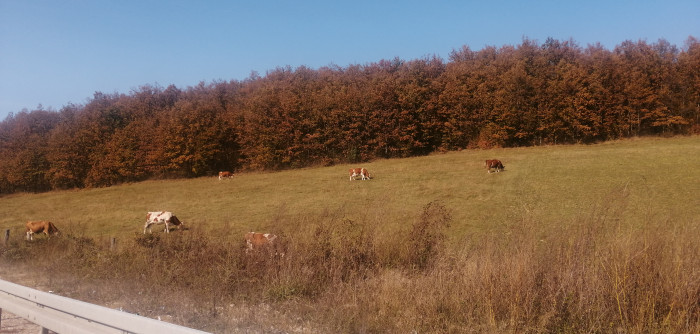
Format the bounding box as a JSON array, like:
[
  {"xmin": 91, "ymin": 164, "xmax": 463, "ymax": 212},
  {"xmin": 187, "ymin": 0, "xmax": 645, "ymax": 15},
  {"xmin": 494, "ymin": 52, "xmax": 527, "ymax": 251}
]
[
  {"xmin": 1, "ymin": 136, "xmax": 697, "ymax": 241},
  {"xmin": 1, "ymin": 136, "xmax": 698, "ymax": 333}
]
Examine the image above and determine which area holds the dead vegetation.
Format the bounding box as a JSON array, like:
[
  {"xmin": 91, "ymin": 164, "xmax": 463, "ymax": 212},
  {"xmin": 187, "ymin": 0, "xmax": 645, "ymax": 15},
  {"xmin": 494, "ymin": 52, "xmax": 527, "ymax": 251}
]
[{"xmin": 2, "ymin": 198, "xmax": 698, "ymax": 333}]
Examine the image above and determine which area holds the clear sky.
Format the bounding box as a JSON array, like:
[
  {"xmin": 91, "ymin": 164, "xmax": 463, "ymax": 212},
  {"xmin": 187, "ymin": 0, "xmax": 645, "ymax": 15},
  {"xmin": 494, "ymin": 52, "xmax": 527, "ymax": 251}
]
[{"xmin": 1, "ymin": 0, "xmax": 698, "ymax": 120}]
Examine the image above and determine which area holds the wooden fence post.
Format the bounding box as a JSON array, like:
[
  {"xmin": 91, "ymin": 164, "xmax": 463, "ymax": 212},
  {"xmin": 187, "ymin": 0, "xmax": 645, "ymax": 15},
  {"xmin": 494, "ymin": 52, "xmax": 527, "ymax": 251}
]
[
  {"xmin": 3, "ymin": 229, "xmax": 8, "ymax": 246},
  {"xmin": 110, "ymin": 237, "xmax": 116, "ymax": 251}
]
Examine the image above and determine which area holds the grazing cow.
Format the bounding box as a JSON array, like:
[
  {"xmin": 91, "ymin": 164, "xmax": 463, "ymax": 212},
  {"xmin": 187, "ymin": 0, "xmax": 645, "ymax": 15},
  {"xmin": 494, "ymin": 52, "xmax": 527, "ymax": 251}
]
[
  {"xmin": 25, "ymin": 221, "xmax": 59, "ymax": 241},
  {"xmin": 485, "ymin": 159, "xmax": 505, "ymax": 173},
  {"xmin": 348, "ymin": 167, "xmax": 371, "ymax": 181},
  {"xmin": 245, "ymin": 232, "xmax": 284, "ymax": 256},
  {"xmin": 143, "ymin": 211, "xmax": 184, "ymax": 234},
  {"xmin": 218, "ymin": 171, "xmax": 233, "ymax": 180}
]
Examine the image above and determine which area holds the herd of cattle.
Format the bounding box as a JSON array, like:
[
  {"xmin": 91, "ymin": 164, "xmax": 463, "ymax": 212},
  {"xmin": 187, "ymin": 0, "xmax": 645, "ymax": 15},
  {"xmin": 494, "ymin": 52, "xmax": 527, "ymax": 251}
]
[
  {"xmin": 22, "ymin": 160, "xmax": 504, "ymax": 252},
  {"xmin": 23, "ymin": 215, "xmax": 282, "ymax": 255},
  {"xmin": 24, "ymin": 217, "xmax": 284, "ymax": 255}
]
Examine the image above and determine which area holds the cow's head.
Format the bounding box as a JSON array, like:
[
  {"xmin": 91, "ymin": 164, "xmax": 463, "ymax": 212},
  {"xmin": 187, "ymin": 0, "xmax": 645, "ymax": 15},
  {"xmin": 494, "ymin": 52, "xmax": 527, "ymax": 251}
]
[
  {"xmin": 170, "ymin": 216, "xmax": 184, "ymax": 226},
  {"xmin": 48, "ymin": 222, "xmax": 60, "ymax": 236}
]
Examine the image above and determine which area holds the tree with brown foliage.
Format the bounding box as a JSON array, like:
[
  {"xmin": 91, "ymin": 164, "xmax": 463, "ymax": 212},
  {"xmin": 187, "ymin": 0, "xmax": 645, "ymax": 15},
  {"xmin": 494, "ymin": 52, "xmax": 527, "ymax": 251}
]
[{"xmin": 0, "ymin": 37, "xmax": 698, "ymax": 194}]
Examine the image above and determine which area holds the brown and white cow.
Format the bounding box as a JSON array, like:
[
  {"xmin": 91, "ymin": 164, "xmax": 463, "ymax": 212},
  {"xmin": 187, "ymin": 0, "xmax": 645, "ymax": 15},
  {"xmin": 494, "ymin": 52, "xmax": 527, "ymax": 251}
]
[
  {"xmin": 348, "ymin": 167, "xmax": 371, "ymax": 181},
  {"xmin": 218, "ymin": 171, "xmax": 233, "ymax": 180},
  {"xmin": 244, "ymin": 232, "xmax": 284, "ymax": 256},
  {"xmin": 144, "ymin": 211, "xmax": 184, "ymax": 234},
  {"xmin": 485, "ymin": 159, "xmax": 505, "ymax": 173},
  {"xmin": 25, "ymin": 221, "xmax": 60, "ymax": 241}
]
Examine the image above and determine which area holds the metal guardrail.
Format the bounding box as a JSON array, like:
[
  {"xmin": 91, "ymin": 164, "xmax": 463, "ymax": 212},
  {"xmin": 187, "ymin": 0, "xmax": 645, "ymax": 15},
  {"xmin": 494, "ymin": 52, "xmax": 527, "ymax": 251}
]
[{"xmin": 0, "ymin": 278, "xmax": 210, "ymax": 334}]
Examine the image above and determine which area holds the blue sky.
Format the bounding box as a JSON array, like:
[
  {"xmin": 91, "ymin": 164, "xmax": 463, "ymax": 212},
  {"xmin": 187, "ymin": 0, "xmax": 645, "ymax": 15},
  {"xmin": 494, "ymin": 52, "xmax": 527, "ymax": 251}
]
[{"xmin": 1, "ymin": 0, "xmax": 698, "ymax": 120}]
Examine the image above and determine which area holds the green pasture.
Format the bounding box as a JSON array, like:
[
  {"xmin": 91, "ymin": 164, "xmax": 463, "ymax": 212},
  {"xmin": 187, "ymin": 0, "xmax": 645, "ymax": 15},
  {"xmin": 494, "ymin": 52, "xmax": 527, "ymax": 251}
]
[{"xmin": 1, "ymin": 136, "xmax": 698, "ymax": 244}]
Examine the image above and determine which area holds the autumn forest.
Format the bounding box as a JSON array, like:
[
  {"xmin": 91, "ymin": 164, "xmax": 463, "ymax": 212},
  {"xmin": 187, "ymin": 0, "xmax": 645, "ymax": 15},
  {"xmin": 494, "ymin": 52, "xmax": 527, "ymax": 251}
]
[{"xmin": 1, "ymin": 37, "xmax": 699, "ymax": 193}]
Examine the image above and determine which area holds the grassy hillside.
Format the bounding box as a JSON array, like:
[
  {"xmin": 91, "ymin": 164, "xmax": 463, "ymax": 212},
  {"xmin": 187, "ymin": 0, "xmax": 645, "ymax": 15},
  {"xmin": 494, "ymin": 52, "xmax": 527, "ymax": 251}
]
[
  {"xmin": 1, "ymin": 136, "xmax": 698, "ymax": 333},
  {"xmin": 1, "ymin": 136, "xmax": 697, "ymax": 241}
]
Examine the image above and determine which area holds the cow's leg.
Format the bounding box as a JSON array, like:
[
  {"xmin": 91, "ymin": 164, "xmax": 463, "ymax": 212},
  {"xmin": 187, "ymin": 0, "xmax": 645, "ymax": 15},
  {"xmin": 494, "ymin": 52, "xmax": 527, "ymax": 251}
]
[
  {"xmin": 245, "ymin": 240, "xmax": 253, "ymax": 253},
  {"xmin": 26, "ymin": 231, "xmax": 31, "ymax": 241},
  {"xmin": 164, "ymin": 222, "xmax": 170, "ymax": 233}
]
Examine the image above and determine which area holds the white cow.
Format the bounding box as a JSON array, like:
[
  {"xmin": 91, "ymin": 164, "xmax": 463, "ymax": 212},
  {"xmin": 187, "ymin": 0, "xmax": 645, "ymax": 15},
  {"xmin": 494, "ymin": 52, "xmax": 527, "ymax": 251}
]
[
  {"xmin": 348, "ymin": 168, "xmax": 371, "ymax": 181},
  {"xmin": 143, "ymin": 211, "xmax": 184, "ymax": 234}
]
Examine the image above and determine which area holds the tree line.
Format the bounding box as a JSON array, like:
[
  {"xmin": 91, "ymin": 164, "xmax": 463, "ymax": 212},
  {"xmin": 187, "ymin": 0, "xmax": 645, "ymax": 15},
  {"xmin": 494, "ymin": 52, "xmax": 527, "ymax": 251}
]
[{"xmin": 1, "ymin": 37, "xmax": 698, "ymax": 193}]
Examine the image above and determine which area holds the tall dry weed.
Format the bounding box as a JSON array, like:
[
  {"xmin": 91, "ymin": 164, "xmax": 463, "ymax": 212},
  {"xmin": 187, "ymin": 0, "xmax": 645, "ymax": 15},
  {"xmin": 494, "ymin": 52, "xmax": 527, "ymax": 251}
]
[
  {"xmin": 309, "ymin": 188, "xmax": 699, "ymax": 333},
  {"xmin": 404, "ymin": 201, "xmax": 452, "ymax": 271}
]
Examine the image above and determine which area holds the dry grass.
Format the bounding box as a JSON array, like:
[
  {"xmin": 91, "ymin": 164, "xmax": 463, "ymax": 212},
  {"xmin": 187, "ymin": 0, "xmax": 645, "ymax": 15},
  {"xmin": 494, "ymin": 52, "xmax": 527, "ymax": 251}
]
[{"xmin": 1, "ymin": 136, "xmax": 699, "ymax": 333}]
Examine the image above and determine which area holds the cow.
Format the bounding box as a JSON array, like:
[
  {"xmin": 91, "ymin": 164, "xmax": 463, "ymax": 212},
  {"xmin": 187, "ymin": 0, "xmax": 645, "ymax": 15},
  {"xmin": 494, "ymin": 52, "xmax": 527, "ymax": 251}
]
[
  {"xmin": 485, "ymin": 159, "xmax": 505, "ymax": 173},
  {"xmin": 348, "ymin": 167, "xmax": 371, "ymax": 181},
  {"xmin": 218, "ymin": 171, "xmax": 233, "ymax": 180},
  {"xmin": 25, "ymin": 221, "xmax": 60, "ymax": 241},
  {"xmin": 244, "ymin": 232, "xmax": 284, "ymax": 256},
  {"xmin": 143, "ymin": 211, "xmax": 184, "ymax": 234}
]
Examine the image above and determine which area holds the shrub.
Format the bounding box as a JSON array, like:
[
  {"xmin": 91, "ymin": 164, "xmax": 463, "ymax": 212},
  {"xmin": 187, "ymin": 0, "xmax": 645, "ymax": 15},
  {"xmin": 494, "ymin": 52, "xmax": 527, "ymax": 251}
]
[{"xmin": 404, "ymin": 201, "xmax": 452, "ymax": 270}]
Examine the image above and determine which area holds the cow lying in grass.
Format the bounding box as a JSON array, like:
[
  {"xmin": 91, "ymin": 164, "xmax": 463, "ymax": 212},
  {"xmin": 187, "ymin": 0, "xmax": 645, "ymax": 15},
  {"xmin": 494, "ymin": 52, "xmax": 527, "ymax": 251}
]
[{"xmin": 25, "ymin": 220, "xmax": 60, "ymax": 241}]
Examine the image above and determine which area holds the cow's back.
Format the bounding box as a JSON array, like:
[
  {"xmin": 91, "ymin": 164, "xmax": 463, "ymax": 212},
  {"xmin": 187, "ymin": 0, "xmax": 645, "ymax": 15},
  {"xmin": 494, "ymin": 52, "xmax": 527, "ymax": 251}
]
[
  {"xmin": 25, "ymin": 221, "xmax": 41, "ymax": 233},
  {"xmin": 26, "ymin": 220, "xmax": 49, "ymax": 233},
  {"xmin": 146, "ymin": 211, "xmax": 172, "ymax": 223}
]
